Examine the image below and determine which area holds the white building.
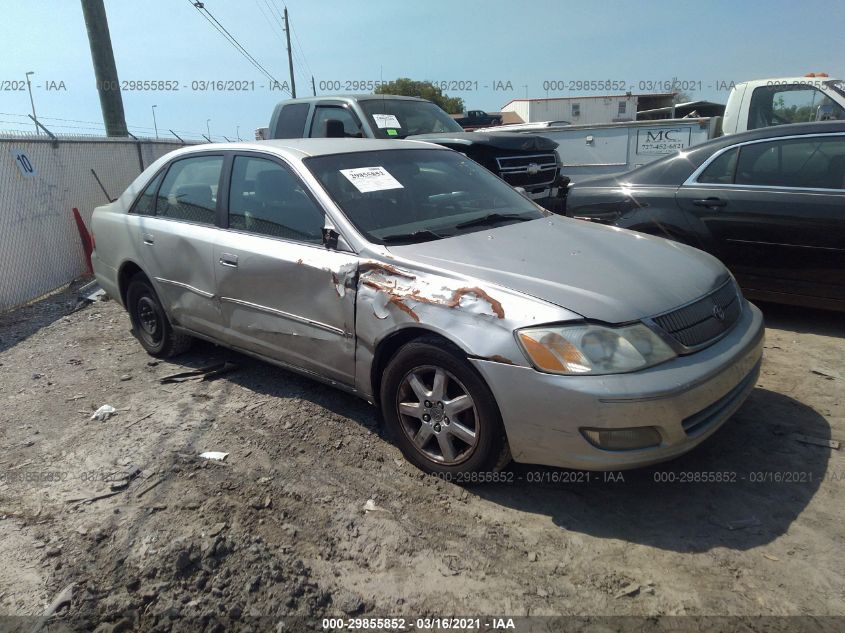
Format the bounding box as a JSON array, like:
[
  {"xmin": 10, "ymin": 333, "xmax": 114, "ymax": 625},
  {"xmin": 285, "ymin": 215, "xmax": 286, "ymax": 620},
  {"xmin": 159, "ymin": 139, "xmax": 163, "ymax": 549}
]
[{"xmin": 501, "ymin": 93, "xmax": 675, "ymax": 125}]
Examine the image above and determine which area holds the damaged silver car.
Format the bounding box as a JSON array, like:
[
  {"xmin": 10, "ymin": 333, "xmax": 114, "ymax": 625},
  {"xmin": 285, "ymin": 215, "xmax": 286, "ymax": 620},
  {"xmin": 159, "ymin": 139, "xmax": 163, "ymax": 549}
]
[{"xmin": 91, "ymin": 139, "xmax": 764, "ymax": 475}]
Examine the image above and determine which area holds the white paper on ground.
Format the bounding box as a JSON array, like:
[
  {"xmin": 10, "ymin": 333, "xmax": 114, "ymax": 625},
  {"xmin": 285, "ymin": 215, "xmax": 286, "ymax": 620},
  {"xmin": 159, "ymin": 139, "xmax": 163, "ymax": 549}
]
[
  {"xmin": 199, "ymin": 451, "xmax": 229, "ymax": 461},
  {"xmin": 340, "ymin": 166, "xmax": 404, "ymax": 193}
]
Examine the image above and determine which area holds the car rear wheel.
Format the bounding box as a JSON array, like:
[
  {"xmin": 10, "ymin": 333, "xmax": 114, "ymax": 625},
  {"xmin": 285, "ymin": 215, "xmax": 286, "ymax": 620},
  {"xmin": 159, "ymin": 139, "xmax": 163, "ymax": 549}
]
[
  {"xmin": 380, "ymin": 337, "xmax": 510, "ymax": 476},
  {"xmin": 126, "ymin": 274, "xmax": 192, "ymax": 358}
]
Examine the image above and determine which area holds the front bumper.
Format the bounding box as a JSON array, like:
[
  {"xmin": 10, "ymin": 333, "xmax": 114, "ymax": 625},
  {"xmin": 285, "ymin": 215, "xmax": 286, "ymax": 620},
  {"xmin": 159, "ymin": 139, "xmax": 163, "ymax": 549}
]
[{"xmin": 470, "ymin": 301, "xmax": 765, "ymax": 470}]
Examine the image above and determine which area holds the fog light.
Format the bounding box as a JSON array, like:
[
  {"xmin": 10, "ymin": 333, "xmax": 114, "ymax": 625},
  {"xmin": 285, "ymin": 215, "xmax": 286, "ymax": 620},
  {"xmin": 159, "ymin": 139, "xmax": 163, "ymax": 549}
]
[{"xmin": 580, "ymin": 427, "xmax": 662, "ymax": 451}]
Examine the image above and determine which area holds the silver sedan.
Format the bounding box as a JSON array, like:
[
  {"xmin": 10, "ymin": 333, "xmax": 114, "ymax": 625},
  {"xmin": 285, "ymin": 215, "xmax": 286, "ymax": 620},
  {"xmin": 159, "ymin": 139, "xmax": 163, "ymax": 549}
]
[{"xmin": 91, "ymin": 139, "xmax": 764, "ymax": 475}]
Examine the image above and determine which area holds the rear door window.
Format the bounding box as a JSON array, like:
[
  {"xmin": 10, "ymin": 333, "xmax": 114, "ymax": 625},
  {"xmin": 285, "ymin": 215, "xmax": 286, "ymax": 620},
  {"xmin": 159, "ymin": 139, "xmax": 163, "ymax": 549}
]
[
  {"xmin": 736, "ymin": 136, "xmax": 845, "ymax": 189},
  {"xmin": 155, "ymin": 155, "xmax": 223, "ymax": 224},
  {"xmin": 697, "ymin": 147, "xmax": 738, "ymax": 184},
  {"xmin": 130, "ymin": 170, "xmax": 165, "ymax": 215},
  {"xmin": 273, "ymin": 103, "xmax": 310, "ymax": 138}
]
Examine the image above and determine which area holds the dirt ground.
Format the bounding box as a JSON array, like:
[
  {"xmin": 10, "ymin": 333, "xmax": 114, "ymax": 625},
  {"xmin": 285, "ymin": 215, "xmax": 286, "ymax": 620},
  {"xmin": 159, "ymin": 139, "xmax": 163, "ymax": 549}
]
[{"xmin": 0, "ymin": 280, "xmax": 843, "ymax": 632}]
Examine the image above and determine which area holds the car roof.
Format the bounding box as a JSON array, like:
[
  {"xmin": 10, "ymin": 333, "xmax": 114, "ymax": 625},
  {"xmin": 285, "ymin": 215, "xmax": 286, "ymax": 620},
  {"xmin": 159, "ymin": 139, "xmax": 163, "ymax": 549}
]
[{"xmin": 172, "ymin": 137, "xmax": 443, "ymax": 159}]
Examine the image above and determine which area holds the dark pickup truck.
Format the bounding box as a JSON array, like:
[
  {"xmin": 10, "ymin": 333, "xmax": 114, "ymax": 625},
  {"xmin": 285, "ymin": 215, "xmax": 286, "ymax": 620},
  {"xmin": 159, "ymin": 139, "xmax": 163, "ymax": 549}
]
[
  {"xmin": 267, "ymin": 95, "xmax": 563, "ymax": 205},
  {"xmin": 454, "ymin": 110, "xmax": 503, "ymax": 129}
]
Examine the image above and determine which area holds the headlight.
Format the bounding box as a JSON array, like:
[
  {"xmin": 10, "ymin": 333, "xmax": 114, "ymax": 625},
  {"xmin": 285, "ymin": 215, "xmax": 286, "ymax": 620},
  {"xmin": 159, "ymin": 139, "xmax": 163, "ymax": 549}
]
[{"xmin": 516, "ymin": 323, "xmax": 676, "ymax": 375}]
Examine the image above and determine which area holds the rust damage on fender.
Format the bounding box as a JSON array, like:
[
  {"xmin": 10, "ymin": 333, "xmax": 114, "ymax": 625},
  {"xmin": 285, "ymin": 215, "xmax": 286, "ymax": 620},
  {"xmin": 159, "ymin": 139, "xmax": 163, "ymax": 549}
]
[
  {"xmin": 407, "ymin": 286, "xmax": 505, "ymax": 319},
  {"xmin": 358, "ymin": 262, "xmax": 506, "ymax": 323}
]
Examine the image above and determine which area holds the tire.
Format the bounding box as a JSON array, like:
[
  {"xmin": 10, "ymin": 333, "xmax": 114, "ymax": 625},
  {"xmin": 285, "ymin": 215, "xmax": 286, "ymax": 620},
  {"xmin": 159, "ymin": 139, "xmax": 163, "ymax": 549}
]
[
  {"xmin": 126, "ymin": 274, "xmax": 192, "ymax": 358},
  {"xmin": 380, "ymin": 337, "xmax": 510, "ymax": 476}
]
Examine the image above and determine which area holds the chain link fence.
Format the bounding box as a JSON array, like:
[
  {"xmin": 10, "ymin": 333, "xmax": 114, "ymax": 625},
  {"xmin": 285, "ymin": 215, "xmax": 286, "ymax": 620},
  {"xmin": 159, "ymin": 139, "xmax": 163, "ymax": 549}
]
[{"xmin": 0, "ymin": 133, "xmax": 193, "ymax": 311}]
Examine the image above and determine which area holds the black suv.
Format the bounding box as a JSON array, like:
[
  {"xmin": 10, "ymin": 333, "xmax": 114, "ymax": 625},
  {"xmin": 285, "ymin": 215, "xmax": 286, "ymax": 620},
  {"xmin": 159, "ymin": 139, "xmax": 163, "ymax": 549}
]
[{"xmin": 268, "ymin": 95, "xmax": 563, "ymax": 208}]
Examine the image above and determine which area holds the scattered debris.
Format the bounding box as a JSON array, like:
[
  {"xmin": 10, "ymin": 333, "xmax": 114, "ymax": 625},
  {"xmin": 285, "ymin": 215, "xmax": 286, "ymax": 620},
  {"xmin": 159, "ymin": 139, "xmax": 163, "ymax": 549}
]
[
  {"xmin": 363, "ymin": 499, "xmax": 380, "ymax": 513},
  {"xmin": 726, "ymin": 516, "xmax": 762, "ymax": 531},
  {"xmin": 615, "ymin": 583, "xmax": 641, "ymax": 599},
  {"xmin": 763, "ymin": 553, "xmax": 780, "ymax": 561},
  {"xmin": 160, "ymin": 361, "xmax": 238, "ymax": 384},
  {"xmin": 527, "ymin": 551, "xmax": 539, "ymax": 562},
  {"xmin": 792, "ymin": 434, "xmax": 840, "ymax": 450},
  {"xmin": 90, "ymin": 404, "xmax": 116, "ymax": 421},
  {"xmin": 109, "ymin": 465, "xmax": 142, "ymax": 491},
  {"xmin": 199, "ymin": 451, "xmax": 229, "ymax": 461},
  {"xmin": 136, "ymin": 476, "xmax": 164, "ymax": 498},
  {"xmin": 208, "ymin": 522, "xmax": 227, "ymax": 537},
  {"xmin": 811, "ymin": 367, "xmax": 841, "ymax": 380},
  {"xmin": 126, "ymin": 411, "xmax": 154, "ymax": 428},
  {"xmin": 30, "ymin": 582, "xmax": 73, "ymax": 632}
]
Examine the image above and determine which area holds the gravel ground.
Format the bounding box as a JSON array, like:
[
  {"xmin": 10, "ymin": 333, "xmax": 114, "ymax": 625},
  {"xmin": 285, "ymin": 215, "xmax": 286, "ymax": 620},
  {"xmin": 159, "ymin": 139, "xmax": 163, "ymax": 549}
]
[{"xmin": 0, "ymin": 281, "xmax": 843, "ymax": 632}]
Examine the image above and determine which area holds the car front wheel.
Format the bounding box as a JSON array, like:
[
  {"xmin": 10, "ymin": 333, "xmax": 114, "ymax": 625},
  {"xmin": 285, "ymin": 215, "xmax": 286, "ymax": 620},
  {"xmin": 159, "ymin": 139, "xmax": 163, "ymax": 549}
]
[{"xmin": 380, "ymin": 337, "xmax": 510, "ymax": 476}]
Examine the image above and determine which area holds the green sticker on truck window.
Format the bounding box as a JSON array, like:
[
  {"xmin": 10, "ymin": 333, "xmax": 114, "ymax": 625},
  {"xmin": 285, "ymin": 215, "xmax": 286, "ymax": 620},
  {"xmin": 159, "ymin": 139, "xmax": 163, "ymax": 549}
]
[{"xmin": 386, "ymin": 129, "xmax": 398, "ymax": 136}]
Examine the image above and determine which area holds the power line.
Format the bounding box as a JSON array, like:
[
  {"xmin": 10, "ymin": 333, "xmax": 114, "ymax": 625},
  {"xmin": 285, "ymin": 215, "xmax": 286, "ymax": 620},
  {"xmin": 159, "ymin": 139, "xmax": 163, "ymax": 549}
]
[
  {"xmin": 289, "ymin": 18, "xmax": 314, "ymax": 79},
  {"xmin": 186, "ymin": 0, "xmax": 288, "ymax": 93}
]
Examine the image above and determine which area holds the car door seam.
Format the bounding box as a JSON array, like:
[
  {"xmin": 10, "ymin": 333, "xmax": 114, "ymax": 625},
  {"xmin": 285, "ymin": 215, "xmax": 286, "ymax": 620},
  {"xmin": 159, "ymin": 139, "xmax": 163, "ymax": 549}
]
[{"xmin": 217, "ymin": 296, "xmax": 350, "ymax": 337}]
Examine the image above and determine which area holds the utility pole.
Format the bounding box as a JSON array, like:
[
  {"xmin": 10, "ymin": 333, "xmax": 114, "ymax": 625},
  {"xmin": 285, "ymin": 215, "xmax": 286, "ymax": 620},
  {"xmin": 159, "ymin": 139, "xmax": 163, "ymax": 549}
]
[
  {"xmin": 311, "ymin": 75, "xmax": 316, "ymax": 96},
  {"xmin": 151, "ymin": 105, "xmax": 158, "ymax": 139},
  {"xmin": 206, "ymin": 118, "xmax": 211, "ymax": 140},
  {"xmin": 81, "ymin": 0, "xmax": 128, "ymax": 136},
  {"xmin": 25, "ymin": 71, "xmax": 38, "ymax": 135},
  {"xmin": 284, "ymin": 7, "xmax": 296, "ymax": 98}
]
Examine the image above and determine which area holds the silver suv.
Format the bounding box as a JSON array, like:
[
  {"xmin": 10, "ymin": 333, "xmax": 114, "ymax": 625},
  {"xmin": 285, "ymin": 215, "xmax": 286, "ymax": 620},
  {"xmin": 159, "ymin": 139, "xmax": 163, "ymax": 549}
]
[{"xmin": 92, "ymin": 138, "xmax": 764, "ymax": 475}]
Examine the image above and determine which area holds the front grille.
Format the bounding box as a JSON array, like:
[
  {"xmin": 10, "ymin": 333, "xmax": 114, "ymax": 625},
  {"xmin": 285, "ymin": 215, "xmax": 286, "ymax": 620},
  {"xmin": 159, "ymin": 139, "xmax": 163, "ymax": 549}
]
[
  {"xmin": 495, "ymin": 153, "xmax": 558, "ymax": 189},
  {"xmin": 652, "ymin": 280, "xmax": 742, "ymax": 349}
]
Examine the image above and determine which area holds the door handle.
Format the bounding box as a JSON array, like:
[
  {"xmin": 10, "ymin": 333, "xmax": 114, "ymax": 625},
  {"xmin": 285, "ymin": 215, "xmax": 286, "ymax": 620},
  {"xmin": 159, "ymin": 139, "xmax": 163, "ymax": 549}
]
[
  {"xmin": 692, "ymin": 197, "xmax": 727, "ymax": 208},
  {"xmin": 218, "ymin": 253, "xmax": 238, "ymax": 268},
  {"xmin": 142, "ymin": 233, "xmax": 155, "ymax": 245}
]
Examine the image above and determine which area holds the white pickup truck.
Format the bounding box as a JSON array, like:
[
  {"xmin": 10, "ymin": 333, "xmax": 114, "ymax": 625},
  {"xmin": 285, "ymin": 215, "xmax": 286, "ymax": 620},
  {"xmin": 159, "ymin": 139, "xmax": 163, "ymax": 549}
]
[{"xmin": 484, "ymin": 76, "xmax": 845, "ymax": 182}]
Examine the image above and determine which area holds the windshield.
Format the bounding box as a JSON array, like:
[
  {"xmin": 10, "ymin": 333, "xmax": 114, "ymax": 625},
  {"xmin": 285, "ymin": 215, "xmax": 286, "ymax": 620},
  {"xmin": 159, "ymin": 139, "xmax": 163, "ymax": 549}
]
[
  {"xmin": 305, "ymin": 149, "xmax": 546, "ymax": 244},
  {"xmin": 359, "ymin": 99, "xmax": 465, "ymax": 138}
]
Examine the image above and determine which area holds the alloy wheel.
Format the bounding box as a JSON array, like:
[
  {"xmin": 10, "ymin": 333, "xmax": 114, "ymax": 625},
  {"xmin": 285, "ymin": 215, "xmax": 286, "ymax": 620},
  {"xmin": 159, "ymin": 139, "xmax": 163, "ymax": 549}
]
[{"xmin": 396, "ymin": 365, "xmax": 479, "ymax": 465}]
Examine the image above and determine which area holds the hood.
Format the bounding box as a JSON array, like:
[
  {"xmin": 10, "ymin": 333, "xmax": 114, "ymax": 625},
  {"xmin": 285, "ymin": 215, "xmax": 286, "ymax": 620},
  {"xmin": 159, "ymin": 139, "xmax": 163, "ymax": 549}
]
[
  {"xmin": 387, "ymin": 216, "xmax": 728, "ymax": 323},
  {"xmin": 407, "ymin": 131, "xmax": 558, "ymax": 152}
]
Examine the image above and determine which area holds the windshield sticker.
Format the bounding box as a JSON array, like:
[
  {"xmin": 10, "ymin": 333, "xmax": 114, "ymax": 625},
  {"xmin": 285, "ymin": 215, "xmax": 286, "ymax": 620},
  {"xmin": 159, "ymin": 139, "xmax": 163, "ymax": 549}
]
[
  {"xmin": 340, "ymin": 166, "xmax": 404, "ymax": 193},
  {"xmin": 386, "ymin": 129, "xmax": 398, "ymax": 136},
  {"xmin": 372, "ymin": 114, "xmax": 402, "ymax": 129}
]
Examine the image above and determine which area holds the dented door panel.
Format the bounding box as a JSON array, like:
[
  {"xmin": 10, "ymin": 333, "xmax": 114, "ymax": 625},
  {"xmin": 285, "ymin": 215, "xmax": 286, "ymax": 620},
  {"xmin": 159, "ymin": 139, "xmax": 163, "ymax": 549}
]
[
  {"xmin": 214, "ymin": 233, "xmax": 358, "ymax": 386},
  {"xmin": 137, "ymin": 216, "xmax": 223, "ymax": 338}
]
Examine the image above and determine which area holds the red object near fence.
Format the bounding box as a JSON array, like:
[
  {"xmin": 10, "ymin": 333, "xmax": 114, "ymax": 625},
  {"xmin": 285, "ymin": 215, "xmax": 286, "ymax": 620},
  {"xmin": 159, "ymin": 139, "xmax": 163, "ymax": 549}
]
[{"xmin": 72, "ymin": 207, "xmax": 94, "ymax": 275}]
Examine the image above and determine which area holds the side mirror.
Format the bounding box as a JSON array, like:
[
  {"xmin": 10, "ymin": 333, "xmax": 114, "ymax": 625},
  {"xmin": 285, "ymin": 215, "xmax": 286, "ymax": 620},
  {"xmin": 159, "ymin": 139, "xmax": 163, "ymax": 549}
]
[{"xmin": 322, "ymin": 227, "xmax": 352, "ymax": 252}]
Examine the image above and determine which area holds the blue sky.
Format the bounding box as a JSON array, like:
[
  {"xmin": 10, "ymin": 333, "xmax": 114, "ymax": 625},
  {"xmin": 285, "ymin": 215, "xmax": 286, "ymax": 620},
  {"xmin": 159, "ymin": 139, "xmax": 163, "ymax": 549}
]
[{"xmin": 1, "ymin": 0, "xmax": 843, "ymax": 140}]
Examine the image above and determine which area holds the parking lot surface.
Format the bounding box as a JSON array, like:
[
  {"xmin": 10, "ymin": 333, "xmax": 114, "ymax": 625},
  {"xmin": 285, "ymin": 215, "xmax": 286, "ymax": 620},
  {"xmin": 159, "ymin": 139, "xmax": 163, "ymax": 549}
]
[{"xmin": 1, "ymin": 283, "xmax": 843, "ymax": 630}]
